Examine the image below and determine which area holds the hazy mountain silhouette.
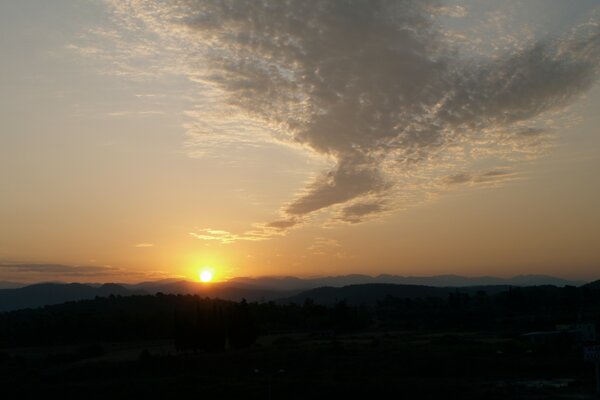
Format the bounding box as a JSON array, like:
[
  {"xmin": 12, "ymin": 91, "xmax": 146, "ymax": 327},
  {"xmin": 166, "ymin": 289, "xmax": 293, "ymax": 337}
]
[
  {"xmin": 0, "ymin": 274, "xmax": 588, "ymax": 312},
  {"xmin": 279, "ymin": 283, "xmax": 516, "ymax": 306},
  {"xmin": 226, "ymin": 274, "xmax": 584, "ymax": 290},
  {"xmin": 0, "ymin": 281, "xmax": 25, "ymax": 289},
  {"xmin": 126, "ymin": 278, "xmax": 186, "ymax": 290},
  {"xmin": 0, "ymin": 283, "xmax": 138, "ymax": 312},
  {"xmin": 0, "ymin": 281, "xmax": 299, "ymax": 312},
  {"xmin": 132, "ymin": 279, "xmax": 300, "ymax": 302},
  {"xmin": 583, "ymin": 279, "xmax": 600, "ymax": 289},
  {"xmin": 281, "ymin": 284, "xmax": 446, "ymax": 305}
]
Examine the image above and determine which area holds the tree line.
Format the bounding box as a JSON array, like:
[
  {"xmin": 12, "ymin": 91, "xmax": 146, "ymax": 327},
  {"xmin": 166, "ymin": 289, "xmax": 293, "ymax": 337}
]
[{"xmin": 1, "ymin": 284, "xmax": 600, "ymax": 348}]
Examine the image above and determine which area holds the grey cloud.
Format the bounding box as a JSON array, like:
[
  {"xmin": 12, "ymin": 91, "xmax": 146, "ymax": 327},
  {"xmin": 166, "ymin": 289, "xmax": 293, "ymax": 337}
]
[
  {"xmin": 445, "ymin": 173, "xmax": 472, "ymax": 185},
  {"xmin": 174, "ymin": 0, "xmax": 447, "ymax": 223},
  {"xmin": 265, "ymin": 218, "xmax": 299, "ymax": 230},
  {"xmin": 285, "ymin": 154, "xmax": 387, "ymax": 215},
  {"xmin": 480, "ymin": 170, "xmax": 511, "ymax": 177},
  {"xmin": 516, "ymin": 127, "xmax": 546, "ymax": 137},
  {"xmin": 109, "ymin": 1, "xmax": 600, "ymax": 228},
  {"xmin": 444, "ymin": 169, "xmax": 515, "ymax": 185},
  {"xmin": 438, "ymin": 36, "xmax": 600, "ymax": 129},
  {"xmin": 473, "ymin": 169, "xmax": 515, "ymax": 183},
  {"xmin": 339, "ymin": 201, "xmax": 386, "ymax": 223}
]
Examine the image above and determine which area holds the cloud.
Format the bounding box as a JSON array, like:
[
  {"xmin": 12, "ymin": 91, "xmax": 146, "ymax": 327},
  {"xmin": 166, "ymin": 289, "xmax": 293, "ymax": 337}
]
[
  {"xmin": 0, "ymin": 263, "xmax": 176, "ymax": 282},
  {"xmin": 444, "ymin": 169, "xmax": 516, "ymax": 186},
  {"xmin": 445, "ymin": 173, "xmax": 472, "ymax": 185},
  {"xmin": 189, "ymin": 227, "xmax": 280, "ymax": 244},
  {"xmin": 102, "ymin": 0, "xmax": 600, "ymax": 235},
  {"xmin": 432, "ymin": 4, "xmax": 468, "ymax": 18},
  {"xmin": 308, "ymin": 237, "xmax": 342, "ymax": 256},
  {"xmin": 134, "ymin": 243, "xmax": 154, "ymax": 248},
  {"xmin": 107, "ymin": 111, "xmax": 165, "ymax": 117},
  {"xmin": 0, "ymin": 264, "xmax": 120, "ymax": 278},
  {"xmin": 265, "ymin": 218, "xmax": 299, "ymax": 230},
  {"xmin": 285, "ymin": 154, "xmax": 388, "ymax": 216},
  {"xmin": 338, "ymin": 201, "xmax": 387, "ymax": 224}
]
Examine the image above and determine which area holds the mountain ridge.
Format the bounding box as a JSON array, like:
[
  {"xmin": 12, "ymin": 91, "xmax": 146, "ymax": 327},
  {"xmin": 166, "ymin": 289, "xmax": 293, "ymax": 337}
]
[
  {"xmin": 0, "ymin": 274, "xmax": 591, "ymax": 312},
  {"xmin": 225, "ymin": 273, "xmax": 585, "ymax": 290}
]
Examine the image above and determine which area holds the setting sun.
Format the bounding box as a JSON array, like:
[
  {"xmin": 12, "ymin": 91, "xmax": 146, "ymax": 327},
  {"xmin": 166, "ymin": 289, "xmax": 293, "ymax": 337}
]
[{"xmin": 199, "ymin": 269, "xmax": 213, "ymax": 283}]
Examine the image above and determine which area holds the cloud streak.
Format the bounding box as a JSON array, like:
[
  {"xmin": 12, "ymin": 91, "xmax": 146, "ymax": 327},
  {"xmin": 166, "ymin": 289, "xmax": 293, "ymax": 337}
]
[
  {"xmin": 0, "ymin": 263, "xmax": 176, "ymax": 283},
  {"xmin": 189, "ymin": 227, "xmax": 282, "ymax": 244},
  {"xmin": 101, "ymin": 0, "xmax": 600, "ymax": 237},
  {"xmin": 0, "ymin": 264, "xmax": 124, "ymax": 282},
  {"xmin": 0, "ymin": 264, "xmax": 119, "ymax": 275}
]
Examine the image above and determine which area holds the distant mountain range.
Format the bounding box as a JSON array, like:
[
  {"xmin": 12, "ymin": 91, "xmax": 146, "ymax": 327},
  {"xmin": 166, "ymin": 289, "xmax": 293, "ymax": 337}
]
[
  {"xmin": 280, "ymin": 283, "xmax": 517, "ymax": 306},
  {"xmin": 0, "ymin": 274, "xmax": 591, "ymax": 312},
  {"xmin": 0, "ymin": 281, "xmax": 25, "ymax": 289},
  {"xmin": 0, "ymin": 280, "xmax": 300, "ymax": 312},
  {"xmin": 225, "ymin": 274, "xmax": 585, "ymax": 290}
]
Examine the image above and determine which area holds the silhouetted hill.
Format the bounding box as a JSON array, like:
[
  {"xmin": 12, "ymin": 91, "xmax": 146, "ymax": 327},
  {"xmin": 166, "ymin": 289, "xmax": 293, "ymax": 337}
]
[
  {"xmin": 282, "ymin": 283, "xmax": 515, "ymax": 305},
  {"xmin": 0, "ymin": 283, "xmax": 138, "ymax": 312},
  {"xmin": 0, "ymin": 273, "xmax": 590, "ymax": 312},
  {"xmin": 583, "ymin": 279, "xmax": 600, "ymax": 289},
  {"xmin": 282, "ymin": 284, "xmax": 443, "ymax": 305},
  {"xmin": 141, "ymin": 280, "xmax": 301, "ymax": 302},
  {"xmin": 0, "ymin": 281, "xmax": 300, "ymax": 312},
  {"xmin": 0, "ymin": 281, "xmax": 25, "ymax": 289},
  {"xmin": 227, "ymin": 274, "xmax": 584, "ymax": 290},
  {"xmin": 2, "ymin": 287, "xmax": 600, "ymax": 399},
  {"xmin": 126, "ymin": 278, "xmax": 185, "ymax": 290},
  {"xmin": 506, "ymin": 275, "xmax": 584, "ymax": 286}
]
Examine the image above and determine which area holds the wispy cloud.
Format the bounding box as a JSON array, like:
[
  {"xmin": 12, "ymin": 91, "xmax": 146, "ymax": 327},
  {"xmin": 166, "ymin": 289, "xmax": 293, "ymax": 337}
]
[
  {"xmin": 308, "ymin": 237, "xmax": 341, "ymax": 256},
  {"xmin": 0, "ymin": 263, "xmax": 176, "ymax": 283},
  {"xmin": 307, "ymin": 237, "xmax": 352, "ymax": 259},
  {"xmin": 0, "ymin": 264, "xmax": 125, "ymax": 282},
  {"xmin": 0, "ymin": 264, "xmax": 119, "ymax": 275},
  {"xmin": 107, "ymin": 111, "xmax": 165, "ymax": 117},
  {"xmin": 444, "ymin": 169, "xmax": 517, "ymax": 186},
  {"xmin": 432, "ymin": 4, "xmax": 468, "ymax": 18},
  {"xmin": 134, "ymin": 243, "xmax": 154, "ymax": 248},
  {"xmin": 93, "ymin": 0, "xmax": 600, "ymax": 239},
  {"xmin": 189, "ymin": 227, "xmax": 281, "ymax": 244}
]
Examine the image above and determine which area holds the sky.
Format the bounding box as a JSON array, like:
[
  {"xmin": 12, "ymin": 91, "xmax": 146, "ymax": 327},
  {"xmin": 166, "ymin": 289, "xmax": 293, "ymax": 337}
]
[{"xmin": 1, "ymin": 0, "xmax": 600, "ymax": 283}]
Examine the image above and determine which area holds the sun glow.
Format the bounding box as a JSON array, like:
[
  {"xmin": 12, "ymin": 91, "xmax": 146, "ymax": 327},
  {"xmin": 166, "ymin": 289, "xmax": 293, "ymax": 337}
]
[{"xmin": 199, "ymin": 269, "xmax": 213, "ymax": 283}]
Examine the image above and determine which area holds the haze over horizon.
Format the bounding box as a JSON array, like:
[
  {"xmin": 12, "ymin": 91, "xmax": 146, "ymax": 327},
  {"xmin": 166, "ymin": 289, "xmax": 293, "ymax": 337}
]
[
  {"xmin": 2, "ymin": 0, "xmax": 600, "ymax": 284},
  {"xmin": 0, "ymin": 266, "xmax": 589, "ymax": 287}
]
